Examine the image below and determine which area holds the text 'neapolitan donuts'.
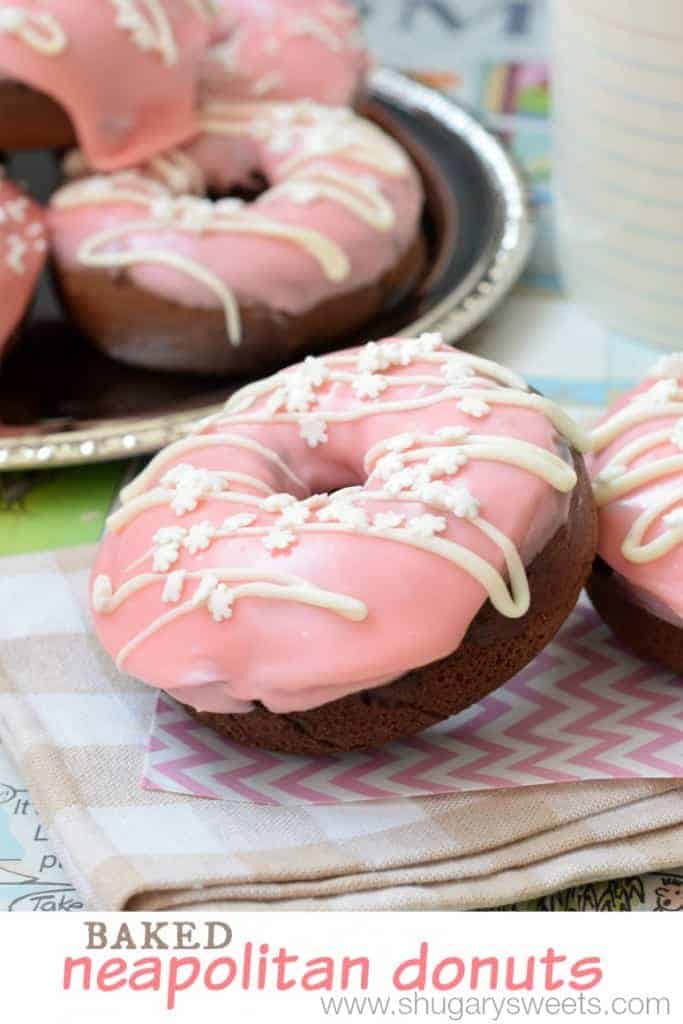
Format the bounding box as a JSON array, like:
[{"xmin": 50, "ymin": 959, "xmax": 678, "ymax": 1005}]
[
  {"xmin": 589, "ymin": 355, "xmax": 683, "ymax": 673},
  {"xmin": 49, "ymin": 102, "xmax": 425, "ymax": 376},
  {"xmin": 91, "ymin": 334, "xmax": 597, "ymax": 753},
  {"xmin": 0, "ymin": 0, "xmax": 213, "ymax": 167}
]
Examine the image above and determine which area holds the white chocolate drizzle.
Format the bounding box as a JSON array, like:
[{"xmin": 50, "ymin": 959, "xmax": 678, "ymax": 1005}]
[
  {"xmin": 0, "ymin": 5, "xmax": 66, "ymax": 55},
  {"xmin": 199, "ymin": 101, "xmax": 408, "ymax": 177},
  {"xmin": 591, "ymin": 371, "xmax": 683, "ymax": 564},
  {"xmin": 120, "ymin": 431, "xmax": 306, "ymax": 504},
  {"xmin": 266, "ymin": 164, "xmax": 396, "ymax": 231},
  {"xmin": 72, "ymin": 204, "xmax": 348, "ymax": 346},
  {"xmin": 111, "ymin": 0, "xmax": 182, "ymax": 66},
  {"xmin": 93, "ymin": 568, "xmax": 367, "ymax": 670}
]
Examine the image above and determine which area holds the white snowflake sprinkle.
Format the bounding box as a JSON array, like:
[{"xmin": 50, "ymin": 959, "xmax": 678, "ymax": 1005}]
[
  {"xmin": 184, "ymin": 521, "xmax": 216, "ymax": 555},
  {"xmin": 458, "ymin": 397, "xmax": 491, "ymax": 418},
  {"xmin": 222, "ymin": 513, "xmax": 257, "ymax": 531},
  {"xmin": 262, "ymin": 494, "xmax": 297, "ymax": 512},
  {"xmin": 154, "ymin": 525, "xmax": 186, "ymax": 545},
  {"xmin": 356, "ymin": 341, "xmax": 391, "ymax": 374},
  {"xmin": 378, "ymin": 341, "xmax": 404, "ymax": 367},
  {"xmin": 398, "ymin": 332, "xmax": 443, "ymax": 366},
  {"xmin": 207, "ymin": 584, "xmax": 235, "ymax": 622},
  {"xmin": 263, "ymin": 528, "xmax": 297, "ymax": 552},
  {"xmin": 161, "ymin": 464, "xmax": 226, "ymax": 515},
  {"xmin": 332, "ymin": 504, "xmax": 368, "ymax": 528},
  {"xmin": 426, "ymin": 449, "xmax": 468, "ymax": 477},
  {"xmin": 442, "ymin": 360, "xmax": 476, "ymax": 384},
  {"xmin": 435, "ymin": 426, "xmax": 470, "ymax": 443},
  {"xmin": 417, "ymin": 332, "xmax": 443, "ymax": 351},
  {"xmin": 153, "ymin": 542, "xmax": 182, "ymax": 573},
  {"xmin": 417, "ymin": 480, "xmax": 454, "ymax": 511},
  {"xmin": 353, "ymin": 373, "xmax": 389, "ymax": 400},
  {"xmin": 374, "ymin": 452, "xmax": 405, "ymax": 480},
  {"xmin": 406, "ymin": 514, "xmax": 447, "ymax": 539},
  {"xmin": 300, "ymin": 416, "xmax": 328, "ymax": 448},
  {"xmin": 278, "ymin": 502, "xmax": 311, "ymax": 527},
  {"xmin": 385, "ymin": 433, "xmax": 416, "ymax": 453},
  {"xmin": 283, "ymin": 373, "xmax": 316, "ymax": 412},
  {"xmin": 450, "ymin": 486, "xmax": 481, "ymax": 520},
  {"xmin": 162, "ymin": 571, "xmax": 187, "ymax": 604},
  {"xmin": 384, "ymin": 467, "xmax": 420, "ymax": 495},
  {"xmin": 303, "ymin": 493, "xmax": 329, "ymax": 510},
  {"xmin": 300, "ymin": 355, "xmax": 329, "ymax": 387},
  {"xmin": 316, "ymin": 503, "xmax": 343, "ymax": 522},
  {"xmin": 317, "ymin": 503, "xmax": 367, "ymax": 528},
  {"xmin": 372, "ymin": 511, "xmax": 405, "ymax": 530}
]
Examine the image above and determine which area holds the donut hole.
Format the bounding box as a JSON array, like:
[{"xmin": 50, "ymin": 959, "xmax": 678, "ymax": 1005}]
[{"xmin": 207, "ymin": 171, "xmax": 269, "ymax": 206}]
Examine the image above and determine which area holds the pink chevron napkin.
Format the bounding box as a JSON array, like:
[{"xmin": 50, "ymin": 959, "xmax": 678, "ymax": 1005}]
[{"xmin": 142, "ymin": 597, "xmax": 683, "ymax": 806}]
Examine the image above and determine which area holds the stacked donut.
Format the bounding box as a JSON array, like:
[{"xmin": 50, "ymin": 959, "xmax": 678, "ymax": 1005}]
[{"xmin": 0, "ymin": 0, "xmax": 426, "ymax": 376}]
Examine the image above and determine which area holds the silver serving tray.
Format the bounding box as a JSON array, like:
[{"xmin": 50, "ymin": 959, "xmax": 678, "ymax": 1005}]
[{"xmin": 0, "ymin": 68, "xmax": 532, "ymax": 471}]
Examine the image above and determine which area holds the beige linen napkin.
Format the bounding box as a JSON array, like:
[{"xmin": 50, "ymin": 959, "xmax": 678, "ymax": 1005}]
[{"xmin": 0, "ymin": 545, "xmax": 681, "ymax": 911}]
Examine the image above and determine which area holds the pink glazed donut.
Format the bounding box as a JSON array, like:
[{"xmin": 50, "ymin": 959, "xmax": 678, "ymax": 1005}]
[
  {"xmin": 49, "ymin": 102, "xmax": 425, "ymax": 376},
  {"xmin": 588, "ymin": 354, "xmax": 683, "ymax": 673},
  {"xmin": 0, "ymin": 176, "xmax": 47, "ymax": 362},
  {"xmin": 0, "ymin": 0, "xmax": 212, "ymax": 169},
  {"xmin": 202, "ymin": 0, "xmax": 369, "ymax": 106},
  {"xmin": 90, "ymin": 335, "xmax": 597, "ymax": 753}
]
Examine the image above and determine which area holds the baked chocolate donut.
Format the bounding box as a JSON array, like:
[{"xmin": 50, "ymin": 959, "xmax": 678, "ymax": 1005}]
[
  {"xmin": 50, "ymin": 103, "xmax": 426, "ymax": 376},
  {"xmin": 89, "ymin": 335, "xmax": 597, "ymax": 753},
  {"xmin": 588, "ymin": 354, "xmax": 683, "ymax": 675}
]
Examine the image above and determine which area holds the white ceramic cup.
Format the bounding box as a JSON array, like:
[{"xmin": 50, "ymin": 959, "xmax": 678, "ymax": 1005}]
[{"xmin": 552, "ymin": 0, "xmax": 683, "ymax": 350}]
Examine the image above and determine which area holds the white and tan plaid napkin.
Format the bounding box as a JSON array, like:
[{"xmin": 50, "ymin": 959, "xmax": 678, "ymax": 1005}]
[{"xmin": 0, "ymin": 545, "xmax": 681, "ymax": 911}]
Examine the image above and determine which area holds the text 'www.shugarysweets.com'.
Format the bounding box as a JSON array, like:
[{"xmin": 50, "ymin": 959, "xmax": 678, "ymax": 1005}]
[{"xmin": 61, "ymin": 921, "xmax": 605, "ymax": 1010}]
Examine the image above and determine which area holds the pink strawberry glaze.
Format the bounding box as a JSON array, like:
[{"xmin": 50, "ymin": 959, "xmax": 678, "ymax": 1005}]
[
  {"xmin": 590, "ymin": 373, "xmax": 683, "ymax": 622},
  {"xmin": 202, "ymin": 0, "xmax": 369, "ymax": 105},
  {"xmin": 0, "ymin": 1, "xmax": 210, "ymax": 170},
  {"xmin": 90, "ymin": 339, "xmax": 579, "ymax": 716},
  {"xmin": 0, "ymin": 178, "xmax": 46, "ymax": 359},
  {"xmin": 49, "ymin": 104, "xmax": 423, "ymax": 320}
]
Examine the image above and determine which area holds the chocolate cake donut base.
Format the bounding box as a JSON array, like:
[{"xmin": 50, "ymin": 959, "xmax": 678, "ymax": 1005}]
[
  {"xmin": 53, "ymin": 233, "xmax": 428, "ymax": 377},
  {"xmin": 183, "ymin": 450, "xmax": 597, "ymax": 754},
  {"xmin": 0, "ymin": 81, "xmax": 75, "ymax": 150},
  {"xmin": 587, "ymin": 558, "xmax": 683, "ymax": 675}
]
